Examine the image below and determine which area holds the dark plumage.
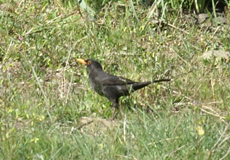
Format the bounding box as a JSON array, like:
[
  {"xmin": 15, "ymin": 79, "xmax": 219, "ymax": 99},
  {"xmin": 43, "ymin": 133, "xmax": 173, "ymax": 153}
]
[{"xmin": 77, "ymin": 58, "xmax": 170, "ymax": 118}]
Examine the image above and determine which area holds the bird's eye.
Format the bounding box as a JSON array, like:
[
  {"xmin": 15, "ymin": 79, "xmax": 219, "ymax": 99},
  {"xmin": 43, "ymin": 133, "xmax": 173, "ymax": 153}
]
[{"xmin": 87, "ymin": 60, "xmax": 92, "ymax": 65}]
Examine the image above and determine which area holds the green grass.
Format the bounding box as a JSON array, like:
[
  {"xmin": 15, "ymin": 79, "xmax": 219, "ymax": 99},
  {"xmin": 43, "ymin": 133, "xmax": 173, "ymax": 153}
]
[{"xmin": 1, "ymin": 0, "xmax": 230, "ymax": 159}]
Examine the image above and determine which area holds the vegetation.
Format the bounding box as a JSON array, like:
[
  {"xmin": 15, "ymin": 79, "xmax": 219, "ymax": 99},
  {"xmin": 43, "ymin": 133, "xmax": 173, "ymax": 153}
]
[{"xmin": 1, "ymin": 0, "xmax": 230, "ymax": 159}]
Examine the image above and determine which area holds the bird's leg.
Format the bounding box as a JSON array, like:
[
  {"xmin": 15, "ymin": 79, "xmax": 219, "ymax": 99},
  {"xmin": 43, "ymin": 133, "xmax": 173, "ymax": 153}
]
[
  {"xmin": 111, "ymin": 107, "xmax": 117, "ymax": 120},
  {"xmin": 110, "ymin": 98, "xmax": 119, "ymax": 120}
]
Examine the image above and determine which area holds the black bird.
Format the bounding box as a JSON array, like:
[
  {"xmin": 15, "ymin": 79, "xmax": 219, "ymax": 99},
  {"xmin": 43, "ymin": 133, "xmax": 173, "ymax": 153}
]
[{"xmin": 77, "ymin": 58, "xmax": 170, "ymax": 118}]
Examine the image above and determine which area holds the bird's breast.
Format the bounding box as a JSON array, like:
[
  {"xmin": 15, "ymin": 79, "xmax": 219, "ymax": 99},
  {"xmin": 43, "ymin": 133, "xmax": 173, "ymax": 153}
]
[{"xmin": 88, "ymin": 75, "xmax": 104, "ymax": 96}]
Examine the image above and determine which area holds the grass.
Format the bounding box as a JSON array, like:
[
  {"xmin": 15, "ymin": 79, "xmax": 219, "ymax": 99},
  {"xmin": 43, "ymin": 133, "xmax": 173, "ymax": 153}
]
[{"xmin": 1, "ymin": 0, "xmax": 230, "ymax": 159}]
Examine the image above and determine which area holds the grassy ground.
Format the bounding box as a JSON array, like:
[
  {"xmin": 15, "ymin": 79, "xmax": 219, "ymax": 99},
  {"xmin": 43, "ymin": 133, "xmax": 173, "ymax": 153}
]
[{"xmin": 1, "ymin": 0, "xmax": 230, "ymax": 159}]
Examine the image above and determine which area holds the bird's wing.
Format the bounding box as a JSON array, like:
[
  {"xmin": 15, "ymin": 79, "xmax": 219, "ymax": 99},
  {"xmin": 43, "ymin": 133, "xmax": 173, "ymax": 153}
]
[{"xmin": 100, "ymin": 74, "xmax": 136, "ymax": 86}]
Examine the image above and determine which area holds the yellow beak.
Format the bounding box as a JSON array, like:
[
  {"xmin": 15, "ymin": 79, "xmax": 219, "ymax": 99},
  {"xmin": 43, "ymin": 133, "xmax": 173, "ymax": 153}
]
[{"xmin": 77, "ymin": 58, "xmax": 87, "ymax": 65}]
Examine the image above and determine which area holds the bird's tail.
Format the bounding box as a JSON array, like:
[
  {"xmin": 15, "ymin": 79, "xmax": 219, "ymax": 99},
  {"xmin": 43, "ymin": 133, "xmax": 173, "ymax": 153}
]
[
  {"xmin": 152, "ymin": 79, "xmax": 171, "ymax": 83},
  {"xmin": 132, "ymin": 79, "xmax": 170, "ymax": 90}
]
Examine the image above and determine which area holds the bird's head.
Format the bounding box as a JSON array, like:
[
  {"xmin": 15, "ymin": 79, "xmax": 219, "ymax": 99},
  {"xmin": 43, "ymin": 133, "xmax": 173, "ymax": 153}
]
[{"xmin": 77, "ymin": 58, "xmax": 103, "ymax": 72}]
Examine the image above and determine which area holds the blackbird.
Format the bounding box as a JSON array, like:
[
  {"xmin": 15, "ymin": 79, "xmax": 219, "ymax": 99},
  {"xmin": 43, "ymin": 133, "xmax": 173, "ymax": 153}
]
[{"xmin": 77, "ymin": 58, "xmax": 170, "ymax": 117}]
